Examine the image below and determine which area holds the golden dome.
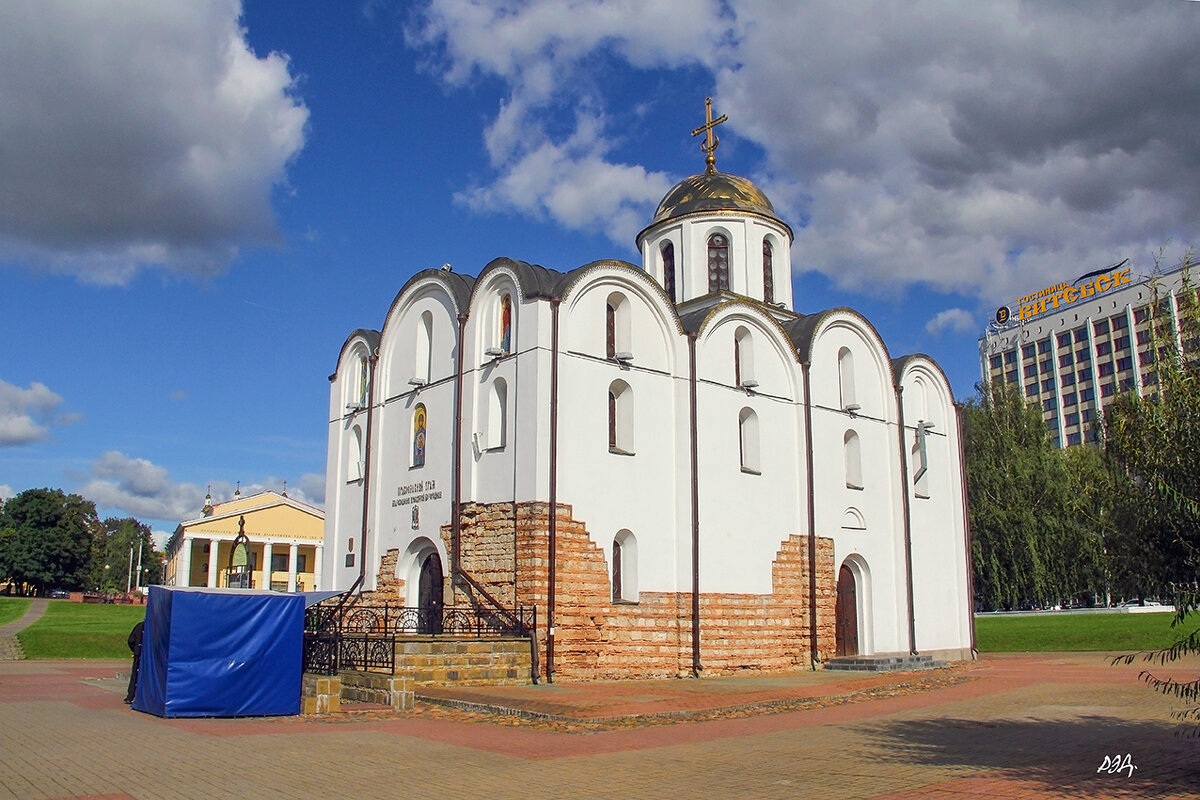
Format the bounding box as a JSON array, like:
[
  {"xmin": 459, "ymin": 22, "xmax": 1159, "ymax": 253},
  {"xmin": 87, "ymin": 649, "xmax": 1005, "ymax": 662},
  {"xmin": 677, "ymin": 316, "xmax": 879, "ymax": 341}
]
[{"xmin": 648, "ymin": 170, "xmax": 786, "ymax": 228}]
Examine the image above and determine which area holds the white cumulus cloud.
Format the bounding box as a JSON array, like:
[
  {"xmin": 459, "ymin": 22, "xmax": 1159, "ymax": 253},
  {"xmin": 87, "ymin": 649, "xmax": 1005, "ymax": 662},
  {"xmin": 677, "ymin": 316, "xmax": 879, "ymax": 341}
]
[
  {"xmin": 0, "ymin": 0, "xmax": 309, "ymax": 284},
  {"xmin": 924, "ymin": 308, "xmax": 977, "ymax": 338},
  {"xmin": 0, "ymin": 379, "xmax": 72, "ymax": 446}
]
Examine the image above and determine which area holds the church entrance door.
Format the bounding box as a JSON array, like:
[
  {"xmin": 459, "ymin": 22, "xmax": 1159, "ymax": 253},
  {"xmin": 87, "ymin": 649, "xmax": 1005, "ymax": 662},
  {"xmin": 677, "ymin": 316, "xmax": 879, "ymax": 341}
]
[
  {"xmin": 417, "ymin": 552, "xmax": 443, "ymax": 634},
  {"xmin": 835, "ymin": 564, "xmax": 858, "ymax": 657}
]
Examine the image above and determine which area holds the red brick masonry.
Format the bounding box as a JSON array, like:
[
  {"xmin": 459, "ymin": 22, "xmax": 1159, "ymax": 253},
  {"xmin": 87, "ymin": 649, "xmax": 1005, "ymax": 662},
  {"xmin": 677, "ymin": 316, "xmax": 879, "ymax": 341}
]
[{"xmin": 424, "ymin": 501, "xmax": 837, "ymax": 680}]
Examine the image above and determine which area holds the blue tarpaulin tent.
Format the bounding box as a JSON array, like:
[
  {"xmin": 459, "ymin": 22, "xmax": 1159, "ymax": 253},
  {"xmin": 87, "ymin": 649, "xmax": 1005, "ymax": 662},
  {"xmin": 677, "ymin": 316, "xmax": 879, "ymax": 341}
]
[{"xmin": 132, "ymin": 586, "xmax": 305, "ymax": 718}]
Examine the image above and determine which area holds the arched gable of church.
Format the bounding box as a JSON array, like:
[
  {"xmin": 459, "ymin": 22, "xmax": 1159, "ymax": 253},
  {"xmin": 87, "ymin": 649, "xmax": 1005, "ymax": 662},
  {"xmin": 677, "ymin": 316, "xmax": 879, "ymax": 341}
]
[
  {"xmin": 894, "ymin": 355, "xmax": 955, "ymax": 432},
  {"xmin": 560, "ymin": 260, "xmax": 681, "ymax": 375},
  {"xmin": 465, "ymin": 263, "xmax": 528, "ymax": 365},
  {"xmin": 330, "ymin": 329, "xmax": 379, "ymax": 422},
  {"xmin": 377, "ymin": 279, "xmax": 462, "ymax": 401},
  {"xmin": 796, "ymin": 309, "xmax": 896, "ymax": 421},
  {"xmin": 688, "ymin": 301, "xmax": 801, "ymax": 402}
]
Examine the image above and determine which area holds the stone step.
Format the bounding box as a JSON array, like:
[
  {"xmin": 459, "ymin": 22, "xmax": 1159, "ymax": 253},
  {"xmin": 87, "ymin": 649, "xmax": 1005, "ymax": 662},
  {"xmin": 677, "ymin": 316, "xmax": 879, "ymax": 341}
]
[{"xmin": 823, "ymin": 654, "xmax": 944, "ymax": 672}]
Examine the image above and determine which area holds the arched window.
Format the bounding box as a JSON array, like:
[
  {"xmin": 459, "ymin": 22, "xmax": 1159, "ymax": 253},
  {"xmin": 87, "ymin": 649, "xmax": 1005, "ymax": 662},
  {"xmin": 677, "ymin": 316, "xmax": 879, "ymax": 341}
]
[
  {"xmin": 844, "ymin": 429, "xmax": 862, "ymax": 489},
  {"xmin": 661, "ymin": 242, "xmax": 676, "ymax": 302},
  {"xmin": 608, "ymin": 380, "xmax": 633, "ymax": 454},
  {"xmin": 838, "ymin": 348, "xmax": 857, "ymax": 410},
  {"xmin": 356, "ymin": 356, "xmax": 369, "ymax": 407},
  {"xmin": 763, "ymin": 239, "xmax": 775, "ymax": 304},
  {"xmin": 612, "ymin": 530, "xmax": 638, "ymax": 602},
  {"xmin": 708, "ymin": 233, "xmax": 730, "ymax": 292},
  {"xmin": 347, "ymin": 424, "xmax": 364, "ymax": 482},
  {"xmin": 606, "ymin": 300, "xmax": 616, "ymax": 359},
  {"xmin": 412, "ymin": 404, "xmax": 427, "ymax": 468},
  {"xmin": 734, "ymin": 326, "xmax": 755, "ymax": 388},
  {"xmin": 739, "ymin": 407, "xmax": 760, "ymax": 473},
  {"xmin": 499, "ymin": 294, "xmax": 513, "ymax": 354},
  {"xmin": 605, "ymin": 292, "xmax": 630, "ymax": 360},
  {"xmin": 414, "ymin": 311, "xmax": 432, "ymax": 384},
  {"xmin": 486, "ymin": 378, "xmax": 507, "ymax": 450}
]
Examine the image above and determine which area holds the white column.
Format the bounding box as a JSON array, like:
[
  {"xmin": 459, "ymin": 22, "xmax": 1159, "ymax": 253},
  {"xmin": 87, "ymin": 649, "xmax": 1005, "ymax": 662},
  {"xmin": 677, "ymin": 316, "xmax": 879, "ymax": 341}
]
[
  {"xmin": 261, "ymin": 542, "xmax": 273, "ymax": 591},
  {"xmin": 313, "ymin": 544, "xmax": 324, "ymax": 591},
  {"xmin": 177, "ymin": 537, "xmax": 193, "ymax": 587},
  {"xmin": 206, "ymin": 540, "xmax": 219, "ymax": 588},
  {"xmin": 287, "ymin": 543, "xmax": 299, "ymax": 592}
]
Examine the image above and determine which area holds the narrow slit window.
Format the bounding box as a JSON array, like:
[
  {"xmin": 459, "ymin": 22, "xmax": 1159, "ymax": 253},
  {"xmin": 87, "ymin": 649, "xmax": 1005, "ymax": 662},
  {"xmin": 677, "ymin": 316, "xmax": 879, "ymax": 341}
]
[
  {"xmin": 763, "ymin": 239, "xmax": 774, "ymax": 304},
  {"xmin": 661, "ymin": 242, "xmax": 676, "ymax": 302}
]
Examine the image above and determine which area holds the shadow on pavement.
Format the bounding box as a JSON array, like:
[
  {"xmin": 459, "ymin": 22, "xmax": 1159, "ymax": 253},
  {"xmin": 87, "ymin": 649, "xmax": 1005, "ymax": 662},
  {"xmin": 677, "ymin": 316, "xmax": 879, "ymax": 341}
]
[{"xmin": 860, "ymin": 714, "xmax": 1199, "ymax": 798}]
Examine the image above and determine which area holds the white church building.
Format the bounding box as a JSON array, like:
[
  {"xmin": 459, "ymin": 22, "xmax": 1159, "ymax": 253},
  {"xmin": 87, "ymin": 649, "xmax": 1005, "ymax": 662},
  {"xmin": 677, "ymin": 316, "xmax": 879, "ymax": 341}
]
[{"xmin": 321, "ymin": 104, "xmax": 975, "ymax": 679}]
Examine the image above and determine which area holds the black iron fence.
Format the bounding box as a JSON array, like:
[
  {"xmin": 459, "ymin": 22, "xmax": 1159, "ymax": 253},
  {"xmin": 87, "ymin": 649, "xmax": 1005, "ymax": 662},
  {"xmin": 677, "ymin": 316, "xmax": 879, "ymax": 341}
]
[{"xmin": 302, "ymin": 599, "xmax": 536, "ymax": 675}]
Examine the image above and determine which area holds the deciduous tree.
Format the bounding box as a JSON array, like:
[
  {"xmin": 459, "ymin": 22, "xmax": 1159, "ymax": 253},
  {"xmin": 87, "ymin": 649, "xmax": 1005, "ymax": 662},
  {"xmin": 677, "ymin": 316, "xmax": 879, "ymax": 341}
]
[
  {"xmin": 964, "ymin": 382, "xmax": 1105, "ymax": 610},
  {"xmin": 0, "ymin": 488, "xmax": 101, "ymax": 595}
]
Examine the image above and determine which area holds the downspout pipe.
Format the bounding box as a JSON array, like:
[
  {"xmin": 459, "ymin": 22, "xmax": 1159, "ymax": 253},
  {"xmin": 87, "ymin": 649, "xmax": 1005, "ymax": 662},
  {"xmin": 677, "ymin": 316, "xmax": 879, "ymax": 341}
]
[
  {"xmin": 955, "ymin": 402, "xmax": 979, "ymax": 658},
  {"xmin": 688, "ymin": 332, "xmax": 701, "ymax": 676},
  {"xmin": 356, "ymin": 352, "xmax": 379, "ymax": 592},
  {"xmin": 547, "ymin": 297, "xmax": 561, "ymax": 682},
  {"xmin": 452, "ymin": 314, "xmax": 466, "ymax": 588},
  {"xmin": 801, "ymin": 361, "xmax": 819, "ymax": 669},
  {"xmin": 894, "ymin": 384, "xmax": 918, "ymax": 655}
]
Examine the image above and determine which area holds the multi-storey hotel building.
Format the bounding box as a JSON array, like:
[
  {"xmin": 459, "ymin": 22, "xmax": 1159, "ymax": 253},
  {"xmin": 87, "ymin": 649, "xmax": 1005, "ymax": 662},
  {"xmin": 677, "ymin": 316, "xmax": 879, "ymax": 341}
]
[{"xmin": 979, "ymin": 261, "xmax": 1195, "ymax": 447}]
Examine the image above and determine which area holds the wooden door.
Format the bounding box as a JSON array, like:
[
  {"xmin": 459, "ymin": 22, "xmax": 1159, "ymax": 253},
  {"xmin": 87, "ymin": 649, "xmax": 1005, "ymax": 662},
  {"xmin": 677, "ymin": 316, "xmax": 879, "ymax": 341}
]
[
  {"xmin": 835, "ymin": 564, "xmax": 858, "ymax": 657},
  {"xmin": 417, "ymin": 552, "xmax": 443, "ymax": 634}
]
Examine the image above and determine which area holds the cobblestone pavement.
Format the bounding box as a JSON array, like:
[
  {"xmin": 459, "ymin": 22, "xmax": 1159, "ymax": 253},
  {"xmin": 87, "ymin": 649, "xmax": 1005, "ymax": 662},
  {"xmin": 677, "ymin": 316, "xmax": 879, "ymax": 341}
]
[{"xmin": 0, "ymin": 652, "xmax": 1197, "ymax": 799}]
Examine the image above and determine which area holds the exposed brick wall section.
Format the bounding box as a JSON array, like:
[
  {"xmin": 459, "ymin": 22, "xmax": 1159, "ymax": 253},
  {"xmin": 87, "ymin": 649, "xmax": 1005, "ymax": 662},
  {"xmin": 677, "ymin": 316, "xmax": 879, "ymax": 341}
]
[
  {"xmin": 444, "ymin": 502, "xmax": 519, "ymax": 607},
  {"xmin": 361, "ymin": 547, "xmax": 403, "ymax": 604},
  {"xmin": 445, "ymin": 501, "xmax": 836, "ymax": 681}
]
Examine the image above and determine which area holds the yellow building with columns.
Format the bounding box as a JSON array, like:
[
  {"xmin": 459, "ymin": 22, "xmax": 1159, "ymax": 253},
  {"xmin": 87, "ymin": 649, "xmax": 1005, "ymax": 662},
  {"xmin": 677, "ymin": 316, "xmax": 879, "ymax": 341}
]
[{"xmin": 165, "ymin": 490, "xmax": 325, "ymax": 592}]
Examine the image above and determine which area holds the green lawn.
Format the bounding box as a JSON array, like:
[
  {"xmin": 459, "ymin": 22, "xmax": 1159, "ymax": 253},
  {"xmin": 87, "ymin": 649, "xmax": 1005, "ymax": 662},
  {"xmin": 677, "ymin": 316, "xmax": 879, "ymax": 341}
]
[
  {"xmin": 0, "ymin": 597, "xmax": 33, "ymax": 627},
  {"xmin": 975, "ymin": 610, "xmax": 1192, "ymax": 652},
  {"xmin": 17, "ymin": 601, "xmax": 146, "ymax": 659}
]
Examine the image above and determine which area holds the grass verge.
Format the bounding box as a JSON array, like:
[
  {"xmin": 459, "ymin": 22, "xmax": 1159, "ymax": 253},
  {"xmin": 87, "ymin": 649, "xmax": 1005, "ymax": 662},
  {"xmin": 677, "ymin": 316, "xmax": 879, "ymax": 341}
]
[
  {"xmin": 17, "ymin": 601, "xmax": 146, "ymax": 659},
  {"xmin": 975, "ymin": 611, "xmax": 1192, "ymax": 652},
  {"xmin": 0, "ymin": 597, "xmax": 33, "ymax": 627}
]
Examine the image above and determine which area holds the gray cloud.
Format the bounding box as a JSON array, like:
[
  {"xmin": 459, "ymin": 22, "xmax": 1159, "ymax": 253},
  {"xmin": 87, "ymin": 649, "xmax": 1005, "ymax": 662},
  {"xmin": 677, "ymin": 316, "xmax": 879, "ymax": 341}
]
[
  {"xmin": 80, "ymin": 451, "xmax": 207, "ymax": 520},
  {"xmin": 411, "ymin": 0, "xmax": 1200, "ymax": 306},
  {"xmin": 0, "ymin": 0, "xmax": 308, "ymax": 284},
  {"xmin": 77, "ymin": 451, "xmax": 323, "ymax": 522}
]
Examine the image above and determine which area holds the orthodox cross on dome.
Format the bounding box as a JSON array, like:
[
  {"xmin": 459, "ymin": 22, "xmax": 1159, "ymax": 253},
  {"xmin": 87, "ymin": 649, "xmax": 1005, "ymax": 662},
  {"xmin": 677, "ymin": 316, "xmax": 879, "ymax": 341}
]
[{"xmin": 691, "ymin": 96, "xmax": 728, "ymax": 174}]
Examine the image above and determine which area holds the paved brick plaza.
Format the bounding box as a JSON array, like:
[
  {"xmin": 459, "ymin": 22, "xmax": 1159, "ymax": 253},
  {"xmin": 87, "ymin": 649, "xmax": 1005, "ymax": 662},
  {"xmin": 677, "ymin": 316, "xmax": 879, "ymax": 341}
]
[{"xmin": 0, "ymin": 652, "xmax": 1197, "ymax": 799}]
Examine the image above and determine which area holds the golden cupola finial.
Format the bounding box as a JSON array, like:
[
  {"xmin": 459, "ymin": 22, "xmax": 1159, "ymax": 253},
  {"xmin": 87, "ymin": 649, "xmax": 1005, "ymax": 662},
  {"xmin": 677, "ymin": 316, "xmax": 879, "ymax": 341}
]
[{"xmin": 691, "ymin": 96, "xmax": 728, "ymax": 174}]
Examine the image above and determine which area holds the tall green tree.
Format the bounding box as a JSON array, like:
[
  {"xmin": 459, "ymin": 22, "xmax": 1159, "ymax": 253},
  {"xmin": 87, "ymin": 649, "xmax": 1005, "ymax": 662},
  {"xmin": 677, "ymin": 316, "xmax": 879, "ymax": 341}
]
[
  {"xmin": 964, "ymin": 382, "xmax": 1105, "ymax": 610},
  {"xmin": 89, "ymin": 517, "xmax": 162, "ymax": 591},
  {"xmin": 0, "ymin": 488, "xmax": 101, "ymax": 595},
  {"xmin": 1106, "ymin": 262, "xmax": 1200, "ymax": 732}
]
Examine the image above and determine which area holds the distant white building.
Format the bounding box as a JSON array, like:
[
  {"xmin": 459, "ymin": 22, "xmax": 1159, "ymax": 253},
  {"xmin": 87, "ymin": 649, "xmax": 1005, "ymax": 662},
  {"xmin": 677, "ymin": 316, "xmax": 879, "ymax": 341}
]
[
  {"xmin": 322, "ymin": 104, "xmax": 975, "ymax": 679},
  {"xmin": 980, "ymin": 260, "xmax": 1196, "ymax": 447}
]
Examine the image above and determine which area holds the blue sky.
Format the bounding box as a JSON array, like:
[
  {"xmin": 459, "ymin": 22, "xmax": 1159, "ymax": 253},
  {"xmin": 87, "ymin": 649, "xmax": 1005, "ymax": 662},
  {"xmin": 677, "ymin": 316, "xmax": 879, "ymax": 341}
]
[{"xmin": 3, "ymin": 0, "xmax": 1200, "ymax": 537}]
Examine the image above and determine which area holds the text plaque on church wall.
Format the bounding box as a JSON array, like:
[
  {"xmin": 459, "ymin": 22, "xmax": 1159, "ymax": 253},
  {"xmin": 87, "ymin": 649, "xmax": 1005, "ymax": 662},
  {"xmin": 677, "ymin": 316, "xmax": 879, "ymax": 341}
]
[{"xmin": 392, "ymin": 479, "xmax": 442, "ymax": 508}]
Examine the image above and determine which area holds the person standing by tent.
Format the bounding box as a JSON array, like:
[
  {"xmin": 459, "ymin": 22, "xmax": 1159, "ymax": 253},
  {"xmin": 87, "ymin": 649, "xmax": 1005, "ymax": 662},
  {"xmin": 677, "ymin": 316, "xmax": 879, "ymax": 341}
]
[{"xmin": 124, "ymin": 620, "xmax": 144, "ymax": 704}]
